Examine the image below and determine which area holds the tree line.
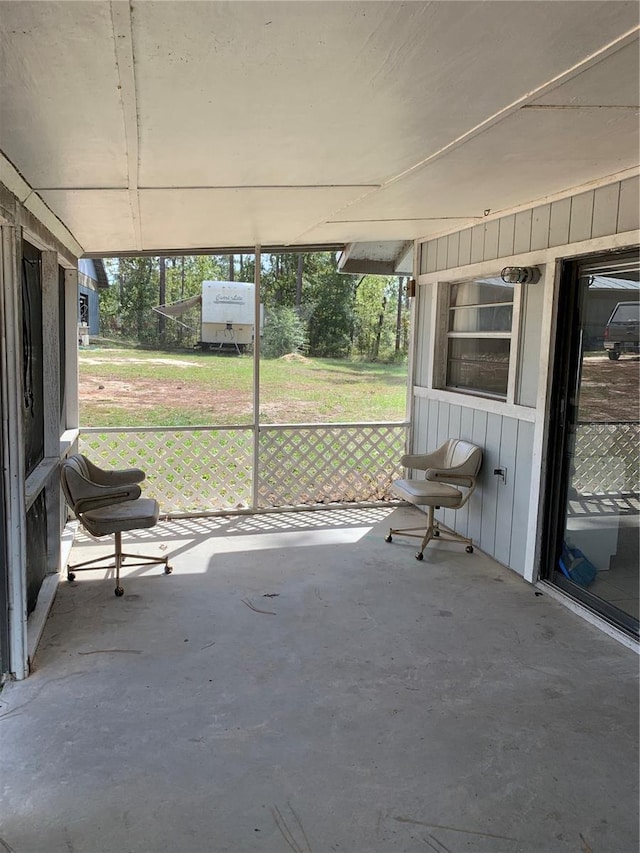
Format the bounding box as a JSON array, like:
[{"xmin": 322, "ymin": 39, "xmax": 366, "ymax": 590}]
[{"xmin": 99, "ymin": 252, "xmax": 410, "ymax": 362}]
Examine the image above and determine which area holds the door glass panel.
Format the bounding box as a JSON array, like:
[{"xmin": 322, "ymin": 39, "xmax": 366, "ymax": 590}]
[{"xmin": 559, "ymin": 256, "xmax": 639, "ymax": 633}]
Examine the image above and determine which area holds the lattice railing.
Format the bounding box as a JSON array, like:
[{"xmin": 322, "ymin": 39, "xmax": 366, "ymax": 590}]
[
  {"xmin": 258, "ymin": 423, "xmax": 407, "ymax": 508},
  {"xmin": 574, "ymin": 421, "xmax": 639, "ymax": 495},
  {"xmin": 79, "ymin": 422, "xmax": 408, "ymax": 514},
  {"xmin": 80, "ymin": 427, "xmax": 253, "ymax": 513}
]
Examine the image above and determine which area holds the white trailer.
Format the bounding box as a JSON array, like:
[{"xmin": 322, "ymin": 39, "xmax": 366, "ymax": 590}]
[
  {"xmin": 201, "ymin": 280, "xmax": 257, "ymax": 351},
  {"xmin": 153, "ymin": 280, "xmax": 263, "ymax": 353}
]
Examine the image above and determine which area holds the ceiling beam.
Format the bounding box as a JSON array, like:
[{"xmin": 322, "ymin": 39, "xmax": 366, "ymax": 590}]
[{"xmin": 110, "ymin": 0, "xmax": 141, "ymax": 250}]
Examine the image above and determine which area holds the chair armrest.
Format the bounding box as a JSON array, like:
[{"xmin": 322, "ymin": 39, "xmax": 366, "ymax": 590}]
[
  {"xmin": 83, "ymin": 456, "xmax": 146, "ymax": 486},
  {"xmin": 75, "ymin": 483, "xmax": 142, "ymax": 514},
  {"xmin": 425, "ymin": 468, "xmax": 475, "ymax": 487},
  {"xmin": 400, "ymin": 451, "xmax": 442, "ymax": 471}
]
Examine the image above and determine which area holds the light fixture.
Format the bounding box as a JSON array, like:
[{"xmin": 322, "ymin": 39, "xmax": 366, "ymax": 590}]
[{"xmin": 501, "ymin": 266, "xmax": 541, "ymax": 285}]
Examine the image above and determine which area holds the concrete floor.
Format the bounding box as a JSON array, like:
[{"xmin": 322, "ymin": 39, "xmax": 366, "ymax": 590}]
[{"xmin": 1, "ymin": 506, "xmax": 638, "ymax": 853}]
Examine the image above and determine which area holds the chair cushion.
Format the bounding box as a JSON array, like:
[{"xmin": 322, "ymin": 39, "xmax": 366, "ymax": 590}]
[
  {"xmin": 391, "ymin": 478, "xmax": 463, "ymax": 508},
  {"xmin": 81, "ymin": 498, "xmax": 160, "ymax": 537}
]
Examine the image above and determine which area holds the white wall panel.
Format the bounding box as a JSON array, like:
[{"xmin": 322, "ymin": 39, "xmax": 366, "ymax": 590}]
[
  {"xmin": 409, "ymin": 395, "xmax": 536, "ymax": 576},
  {"xmin": 510, "ymin": 421, "xmax": 535, "ymax": 576},
  {"xmin": 518, "ymin": 280, "xmax": 545, "ymax": 408},
  {"xmin": 494, "ymin": 417, "xmax": 518, "ymax": 567}
]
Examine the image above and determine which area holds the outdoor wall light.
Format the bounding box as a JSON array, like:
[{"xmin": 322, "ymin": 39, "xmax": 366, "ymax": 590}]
[{"xmin": 501, "ymin": 266, "xmax": 541, "ymax": 285}]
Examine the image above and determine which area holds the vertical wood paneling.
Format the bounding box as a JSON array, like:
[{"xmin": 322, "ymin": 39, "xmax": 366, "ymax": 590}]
[
  {"xmin": 509, "ymin": 421, "xmax": 534, "ymax": 575},
  {"xmin": 414, "ymin": 284, "xmax": 433, "ymax": 387},
  {"xmin": 498, "ymin": 215, "xmax": 515, "ymax": 258},
  {"xmin": 460, "ymin": 406, "xmax": 474, "ymax": 442},
  {"xmin": 448, "ymin": 404, "xmax": 462, "ymax": 439},
  {"xmin": 456, "ymin": 406, "xmax": 475, "ymax": 536},
  {"xmin": 436, "ymin": 400, "xmax": 450, "ymax": 449},
  {"xmin": 419, "ymin": 244, "xmax": 429, "ymax": 275},
  {"xmin": 447, "ymin": 231, "xmax": 460, "ymax": 268},
  {"xmin": 470, "ymin": 225, "xmax": 484, "ymax": 263},
  {"xmin": 444, "ymin": 405, "xmax": 466, "ymax": 533},
  {"xmin": 569, "ymin": 190, "xmax": 594, "ymax": 243},
  {"xmin": 592, "ymin": 182, "xmax": 620, "ymax": 238},
  {"xmin": 517, "ymin": 282, "xmax": 544, "ymax": 407},
  {"xmin": 458, "ymin": 229, "xmax": 472, "ymax": 266},
  {"xmin": 483, "ymin": 220, "xmax": 499, "ymax": 261},
  {"xmin": 467, "ymin": 410, "xmax": 487, "ymax": 545},
  {"xmin": 549, "ymin": 198, "xmax": 571, "ymax": 247},
  {"xmin": 426, "ymin": 241, "xmax": 437, "ymax": 273},
  {"xmin": 419, "ymin": 178, "xmax": 630, "ymax": 277},
  {"xmin": 493, "ymin": 417, "xmax": 518, "ymax": 566},
  {"xmin": 514, "ymin": 209, "xmax": 533, "ymax": 254},
  {"xmin": 427, "ymin": 399, "xmax": 440, "ymax": 453},
  {"xmin": 531, "ymin": 204, "xmax": 551, "ymax": 250},
  {"xmin": 432, "ymin": 398, "xmax": 447, "ymax": 527},
  {"xmin": 408, "ymin": 401, "xmax": 533, "ymax": 577},
  {"xmin": 413, "ymin": 398, "xmax": 429, "ymax": 455},
  {"xmin": 617, "ymin": 176, "xmax": 640, "ymax": 233},
  {"xmin": 479, "ymin": 413, "xmax": 501, "ymax": 554}
]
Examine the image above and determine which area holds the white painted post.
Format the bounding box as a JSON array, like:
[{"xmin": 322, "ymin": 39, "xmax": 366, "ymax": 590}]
[
  {"xmin": 64, "ymin": 268, "xmax": 79, "ymax": 433},
  {"xmin": 0, "ymin": 225, "xmax": 28, "ymax": 678},
  {"xmin": 251, "ymin": 246, "xmax": 261, "ymax": 510},
  {"xmin": 41, "ymin": 251, "xmax": 64, "ymax": 573},
  {"xmin": 41, "ymin": 251, "xmax": 60, "ymax": 457}
]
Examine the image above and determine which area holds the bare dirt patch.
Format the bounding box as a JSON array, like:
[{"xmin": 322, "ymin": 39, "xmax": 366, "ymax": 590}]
[
  {"xmin": 80, "ymin": 374, "xmax": 321, "ymax": 421},
  {"xmin": 81, "ymin": 374, "xmax": 250, "ymax": 416}
]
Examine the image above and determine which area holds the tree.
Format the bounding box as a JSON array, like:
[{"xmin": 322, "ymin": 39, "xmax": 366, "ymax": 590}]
[
  {"xmin": 352, "ymin": 275, "xmax": 408, "ymax": 361},
  {"xmin": 261, "ymin": 306, "xmax": 307, "ymax": 358},
  {"xmin": 305, "ymin": 254, "xmax": 357, "ymax": 358}
]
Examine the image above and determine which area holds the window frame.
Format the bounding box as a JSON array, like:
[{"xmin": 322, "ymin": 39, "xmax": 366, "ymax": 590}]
[{"xmin": 433, "ymin": 274, "xmax": 523, "ymax": 404}]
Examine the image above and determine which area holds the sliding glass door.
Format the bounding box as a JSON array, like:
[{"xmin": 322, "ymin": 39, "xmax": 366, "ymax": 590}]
[{"xmin": 544, "ymin": 250, "xmax": 639, "ymax": 637}]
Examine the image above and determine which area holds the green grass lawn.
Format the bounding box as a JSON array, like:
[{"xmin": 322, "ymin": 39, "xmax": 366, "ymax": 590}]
[{"xmin": 79, "ymin": 346, "xmax": 409, "ymax": 427}]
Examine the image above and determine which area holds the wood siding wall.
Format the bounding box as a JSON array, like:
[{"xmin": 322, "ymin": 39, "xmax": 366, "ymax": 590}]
[
  {"xmin": 413, "ymin": 396, "xmax": 534, "ymax": 575},
  {"xmin": 413, "ymin": 175, "xmax": 639, "ymax": 580},
  {"xmin": 420, "ymin": 176, "xmax": 639, "ymax": 274}
]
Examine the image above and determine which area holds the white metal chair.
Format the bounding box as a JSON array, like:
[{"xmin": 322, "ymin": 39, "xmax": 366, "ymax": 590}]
[
  {"xmin": 386, "ymin": 439, "xmax": 483, "ymax": 560},
  {"xmin": 60, "ymin": 454, "xmax": 172, "ymax": 597}
]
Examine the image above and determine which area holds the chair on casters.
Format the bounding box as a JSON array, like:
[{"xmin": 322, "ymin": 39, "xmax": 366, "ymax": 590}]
[
  {"xmin": 60, "ymin": 454, "xmax": 172, "ymax": 597},
  {"xmin": 385, "ymin": 439, "xmax": 482, "ymax": 561}
]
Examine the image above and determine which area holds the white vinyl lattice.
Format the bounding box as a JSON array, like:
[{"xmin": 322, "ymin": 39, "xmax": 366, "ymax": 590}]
[
  {"xmin": 80, "ymin": 422, "xmax": 408, "ymax": 514},
  {"xmin": 80, "ymin": 427, "xmax": 253, "ymax": 513},
  {"xmin": 257, "ymin": 423, "xmax": 406, "ymax": 507},
  {"xmin": 574, "ymin": 422, "xmax": 639, "ymax": 495}
]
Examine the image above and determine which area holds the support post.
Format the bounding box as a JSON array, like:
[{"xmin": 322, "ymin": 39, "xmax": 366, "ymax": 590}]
[
  {"xmin": 252, "ymin": 246, "xmax": 261, "ymax": 511},
  {"xmin": 64, "ymin": 268, "xmax": 79, "ymax": 432},
  {"xmin": 41, "ymin": 251, "xmax": 63, "ymax": 573},
  {"xmin": 1, "ymin": 225, "xmax": 28, "ymax": 678}
]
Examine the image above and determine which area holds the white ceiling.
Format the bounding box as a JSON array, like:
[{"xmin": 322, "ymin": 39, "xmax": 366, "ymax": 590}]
[{"xmin": 0, "ymin": 1, "xmax": 638, "ymax": 256}]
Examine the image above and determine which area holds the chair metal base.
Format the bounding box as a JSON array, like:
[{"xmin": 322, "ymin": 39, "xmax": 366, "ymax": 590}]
[
  {"xmin": 67, "ymin": 531, "xmax": 172, "ymax": 596},
  {"xmin": 385, "ymin": 505, "xmax": 474, "ymax": 560}
]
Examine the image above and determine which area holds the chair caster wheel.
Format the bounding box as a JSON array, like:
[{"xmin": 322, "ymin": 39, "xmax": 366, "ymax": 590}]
[
  {"xmin": 385, "ymin": 534, "xmax": 392, "ymax": 543},
  {"xmin": 115, "ymin": 586, "xmax": 125, "ymax": 597},
  {"xmin": 67, "ymin": 572, "xmax": 76, "ymax": 582},
  {"xmin": 415, "ymin": 552, "xmax": 424, "ymax": 561},
  {"xmin": 433, "ymin": 530, "xmax": 440, "ymax": 537},
  {"xmin": 164, "ymin": 564, "xmax": 173, "ymax": 574},
  {"xmin": 466, "ymin": 545, "xmax": 474, "ymax": 554}
]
